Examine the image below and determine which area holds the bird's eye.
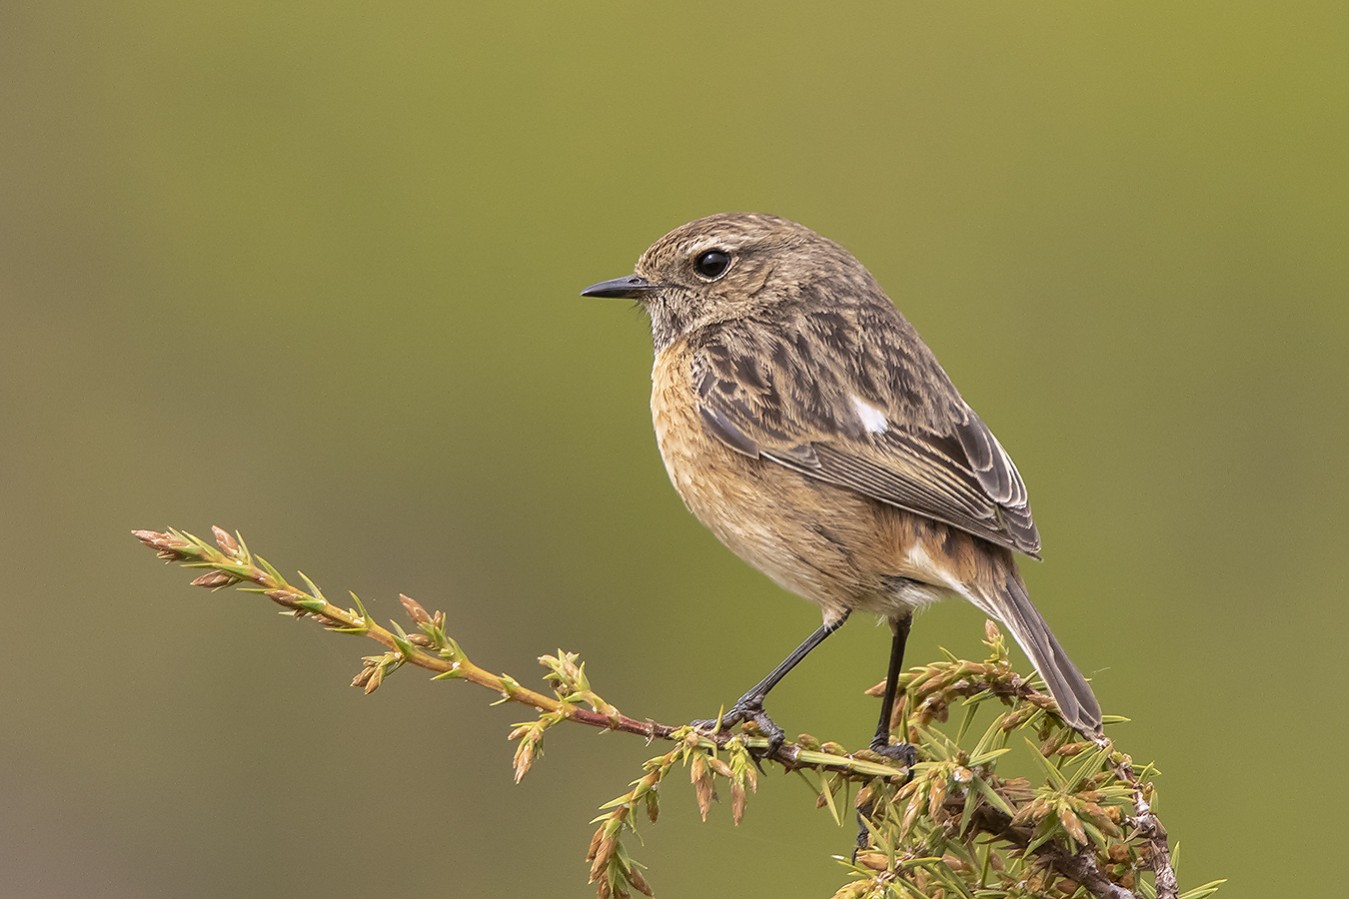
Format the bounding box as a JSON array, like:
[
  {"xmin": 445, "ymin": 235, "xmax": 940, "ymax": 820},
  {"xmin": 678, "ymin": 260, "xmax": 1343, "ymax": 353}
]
[{"xmin": 694, "ymin": 250, "xmax": 731, "ymax": 280}]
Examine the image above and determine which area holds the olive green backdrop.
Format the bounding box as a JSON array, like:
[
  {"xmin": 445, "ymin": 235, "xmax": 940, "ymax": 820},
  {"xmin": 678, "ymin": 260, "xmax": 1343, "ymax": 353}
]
[{"xmin": 2, "ymin": 3, "xmax": 1344, "ymax": 897}]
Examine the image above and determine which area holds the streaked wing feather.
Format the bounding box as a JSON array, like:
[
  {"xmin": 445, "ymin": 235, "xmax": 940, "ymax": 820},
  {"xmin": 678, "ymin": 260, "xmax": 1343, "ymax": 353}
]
[{"xmin": 693, "ymin": 319, "xmax": 1041, "ymax": 556}]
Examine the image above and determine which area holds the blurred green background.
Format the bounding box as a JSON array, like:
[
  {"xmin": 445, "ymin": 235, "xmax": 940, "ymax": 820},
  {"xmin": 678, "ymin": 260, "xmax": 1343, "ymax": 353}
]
[{"xmin": 3, "ymin": 3, "xmax": 1345, "ymax": 896}]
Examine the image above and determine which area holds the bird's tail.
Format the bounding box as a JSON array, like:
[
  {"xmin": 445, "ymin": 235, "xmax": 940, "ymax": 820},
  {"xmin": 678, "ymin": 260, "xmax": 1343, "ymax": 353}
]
[{"xmin": 971, "ymin": 574, "xmax": 1102, "ymax": 737}]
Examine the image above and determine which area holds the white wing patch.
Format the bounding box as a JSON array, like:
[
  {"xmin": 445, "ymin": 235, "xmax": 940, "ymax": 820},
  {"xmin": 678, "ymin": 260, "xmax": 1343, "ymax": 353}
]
[{"xmin": 849, "ymin": 394, "xmax": 889, "ymax": 434}]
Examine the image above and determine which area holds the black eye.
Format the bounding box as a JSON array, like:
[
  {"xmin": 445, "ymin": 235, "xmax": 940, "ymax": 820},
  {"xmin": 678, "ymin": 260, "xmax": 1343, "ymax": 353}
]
[{"xmin": 694, "ymin": 250, "xmax": 731, "ymax": 280}]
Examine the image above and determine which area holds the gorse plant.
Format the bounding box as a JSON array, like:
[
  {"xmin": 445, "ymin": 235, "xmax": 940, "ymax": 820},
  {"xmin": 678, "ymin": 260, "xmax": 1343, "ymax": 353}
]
[{"xmin": 133, "ymin": 526, "xmax": 1220, "ymax": 899}]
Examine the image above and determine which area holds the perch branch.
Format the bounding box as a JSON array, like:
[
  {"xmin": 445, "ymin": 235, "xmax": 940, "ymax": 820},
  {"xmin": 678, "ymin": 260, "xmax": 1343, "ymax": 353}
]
[
  {"xmin": 133, "ymin": 526, "xmax": 1211, "ymax": 899},
  {"xmin": 131, "ymin": 527, "xmax": 901, "ymax": 779}
]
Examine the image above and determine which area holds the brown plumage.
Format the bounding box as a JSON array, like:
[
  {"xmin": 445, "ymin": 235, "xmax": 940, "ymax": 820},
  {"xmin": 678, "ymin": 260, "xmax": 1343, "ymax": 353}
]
[{"xmin": 583, "ymin": 213, "xmax": 1102, "ymax": 754}]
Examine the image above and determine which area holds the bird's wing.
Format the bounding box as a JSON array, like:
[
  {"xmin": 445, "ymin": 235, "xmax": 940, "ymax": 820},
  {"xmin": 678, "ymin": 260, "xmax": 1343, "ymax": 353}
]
[{"xmin": 693, "ymin": 309, "xmax": 1041, "ymax": 556}]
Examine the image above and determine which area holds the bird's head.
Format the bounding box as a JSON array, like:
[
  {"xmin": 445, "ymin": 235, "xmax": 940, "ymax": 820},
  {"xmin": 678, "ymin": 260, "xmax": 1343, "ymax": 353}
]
[{"xmin": 582, "ymin": 213, "xmax": 879, "ymax": 349}]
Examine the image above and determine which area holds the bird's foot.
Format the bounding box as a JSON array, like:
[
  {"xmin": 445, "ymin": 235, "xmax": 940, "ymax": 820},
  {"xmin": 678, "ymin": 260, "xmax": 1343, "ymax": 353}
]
[
  {"xmin": 869, "ymin": 737, "xmax": 917, "ymax": 768},
  {"xmin": 692, "ymin": 694, "xmax": 785, "ymax": 757}
]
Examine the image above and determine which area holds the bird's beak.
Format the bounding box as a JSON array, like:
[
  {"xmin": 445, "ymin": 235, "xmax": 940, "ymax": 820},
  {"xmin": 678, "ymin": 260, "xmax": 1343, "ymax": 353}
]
[{"xmin": 579, "ymin": 274, "xmax": 660, "ymax": 299}]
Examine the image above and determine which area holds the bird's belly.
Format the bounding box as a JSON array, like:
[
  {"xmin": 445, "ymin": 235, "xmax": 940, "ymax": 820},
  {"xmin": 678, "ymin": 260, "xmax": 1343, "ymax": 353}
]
[{"xmin": 651, "ymin": 344, "xmax": 943, "ymax": 621}]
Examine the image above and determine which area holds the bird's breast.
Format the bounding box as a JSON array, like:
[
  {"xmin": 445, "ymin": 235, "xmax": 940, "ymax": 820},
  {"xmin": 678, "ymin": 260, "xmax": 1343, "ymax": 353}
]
[
  {"xmin": 650, "ymin": 340, "xmax": 940, "ymax": 619},
  {"xmin": 650, "ymin": 342, "xmax": 745, "ymax": 518}
]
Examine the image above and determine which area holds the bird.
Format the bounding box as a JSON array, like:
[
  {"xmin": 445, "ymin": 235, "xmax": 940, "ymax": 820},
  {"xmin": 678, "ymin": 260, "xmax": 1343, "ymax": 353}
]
[{"xmin": 581, "ymin": 213, "xmax": 1102, "ymax": 764}]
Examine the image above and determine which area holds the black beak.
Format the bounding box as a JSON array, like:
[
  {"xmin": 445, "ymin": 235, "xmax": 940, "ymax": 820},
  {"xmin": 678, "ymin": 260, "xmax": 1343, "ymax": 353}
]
[{"xmin": 580, "ymin": 274, "xmax": 659, "ymax": 299}]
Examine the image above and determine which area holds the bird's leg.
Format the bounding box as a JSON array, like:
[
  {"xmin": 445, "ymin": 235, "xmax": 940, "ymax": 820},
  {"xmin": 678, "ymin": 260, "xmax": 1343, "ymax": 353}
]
[
  {"xmin": 870, "ymin": 614, "xmax": 914, "ymax": 762},
  {"xmin": 857, "ymin": 615, "xmax": 916, "ymax": 853},
  {"xmin": 694, "ymin": 611, "xmax": 849, "ymax": 756}
]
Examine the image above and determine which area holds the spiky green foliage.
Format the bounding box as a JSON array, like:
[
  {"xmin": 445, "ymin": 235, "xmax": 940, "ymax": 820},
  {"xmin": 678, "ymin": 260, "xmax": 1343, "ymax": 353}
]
[
  {"xmin": 833, "ymin": 624, "xmax": 1165, "ymax": 898},
  {"xmin": 133, "ymin": 526, "xmax": 1219, "ymax": 899}
]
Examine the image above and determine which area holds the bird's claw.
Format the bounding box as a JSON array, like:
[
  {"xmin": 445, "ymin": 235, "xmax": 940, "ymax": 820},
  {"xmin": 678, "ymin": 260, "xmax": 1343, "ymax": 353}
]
[
  {"xmin": 869, "ymin": 739, "xmax": 917, "ymax": 768},
  {"xmin": 692, "ymin": 694, "xmax": 785, "ymax": 757}
]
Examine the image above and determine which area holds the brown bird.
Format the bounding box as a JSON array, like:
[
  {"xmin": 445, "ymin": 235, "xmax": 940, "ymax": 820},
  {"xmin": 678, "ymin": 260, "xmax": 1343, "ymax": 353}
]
[{"xmin": 582, "ymin": 213, "xmax": 1102, "ymax": 763}]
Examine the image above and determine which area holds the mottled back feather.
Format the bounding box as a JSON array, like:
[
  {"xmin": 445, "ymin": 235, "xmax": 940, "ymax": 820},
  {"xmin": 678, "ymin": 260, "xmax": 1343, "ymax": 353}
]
[{"xmin": 691, "ymin": 298, "xmax": 1042, "ymax": 556}]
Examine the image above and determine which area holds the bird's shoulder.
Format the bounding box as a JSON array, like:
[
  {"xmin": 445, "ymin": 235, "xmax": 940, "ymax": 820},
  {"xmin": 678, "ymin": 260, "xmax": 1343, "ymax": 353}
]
[{"xmin": 689, "ymin": 304, "xmax": 961, "ymax": 435}]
